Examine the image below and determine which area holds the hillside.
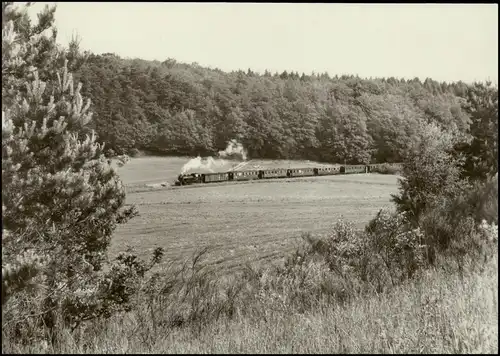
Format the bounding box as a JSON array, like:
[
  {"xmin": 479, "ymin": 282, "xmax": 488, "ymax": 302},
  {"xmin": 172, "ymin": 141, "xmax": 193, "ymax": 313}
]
[{"xmin": 73, "ymin": 53, "xmax": 475, "ymax": 164}]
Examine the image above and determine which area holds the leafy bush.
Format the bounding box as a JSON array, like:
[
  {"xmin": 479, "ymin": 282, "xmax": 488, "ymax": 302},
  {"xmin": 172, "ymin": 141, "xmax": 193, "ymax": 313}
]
[
  {"xmin": 390, "ymin": 117, "xmax": 497, "ymax": 273},
  {"xmin": 370, "ymin": 163, "xmax": 402, "ymax": 175},
  {"xmin": 392, "ymin": 121, "xmax": 470, "ymax": 226},
  {"xmin": 416, "ymin": 177, "xmax": 498, "ymax": 271},
  {"xmin": 365, "ymin": 209, "xmax": 427, "ymax": 283},
  {"xmin": 457, "ymin": 82, "xmax": 498, "ymax": 182},
  {"xmin": 277, "ymin": 214, "xmax": 426, "ymax": 303},
  {"xmin": 465, "ymin": 174, "xmax": 498, "ymax": 225},
  {"xmin": 128, "ymin": 147, "xmax": 141, "ymax": 157}
]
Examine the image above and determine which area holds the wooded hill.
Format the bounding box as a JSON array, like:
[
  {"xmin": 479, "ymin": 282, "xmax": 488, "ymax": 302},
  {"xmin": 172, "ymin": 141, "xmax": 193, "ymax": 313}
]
[{"xmin": 74, "ymin": 53, "xmax": 492, "ymax": 165}]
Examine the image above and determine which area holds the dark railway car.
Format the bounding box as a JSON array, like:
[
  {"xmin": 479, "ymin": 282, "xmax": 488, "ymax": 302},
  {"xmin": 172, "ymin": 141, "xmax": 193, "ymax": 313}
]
[
  {"xmin": 315, "ymin": 166, "xmax": 341, "ymax": 176},
  {"xmin": 230, "ymin": 170, "xmax": 260, "ymax": 181},
  {"xmin": 202, "ymin": 172, "xmax": 229, "ymax": 183},
  {"xmin": 343, "ymin": 165, "xmax": 367, "ymax": 174},
  {"xmin": 366, "ymin": 164, "xmax": 376, "ymax": 173},
  {"xmin": 366, "ymin": 163, "xmax": 383, "ymax": 173},
  {"xmin": 261, "ymin": 169, "xmax": 288, "ymax": 179},
  {"xmin": 288, "ymin": 167, "xmax": 315, "ymax": 177}
]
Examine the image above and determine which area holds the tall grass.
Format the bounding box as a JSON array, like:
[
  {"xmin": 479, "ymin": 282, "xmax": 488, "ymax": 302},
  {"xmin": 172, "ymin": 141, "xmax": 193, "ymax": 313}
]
[{"xmin": 3, "ymin": 251, "xmax": 496, "ymax": 354}]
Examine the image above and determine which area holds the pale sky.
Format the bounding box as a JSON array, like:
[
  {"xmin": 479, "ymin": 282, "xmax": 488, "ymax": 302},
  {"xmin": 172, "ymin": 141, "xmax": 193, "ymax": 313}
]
[{"xmin": 26, "ymin": 2, "xmax": 498, "ymax": 84}]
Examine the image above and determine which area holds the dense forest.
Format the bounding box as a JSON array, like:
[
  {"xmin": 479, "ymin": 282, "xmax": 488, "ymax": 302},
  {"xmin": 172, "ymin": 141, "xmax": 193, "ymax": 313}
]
[{"xmin": 72, "ymin": 53, "xmax": 486, "ymax": 164}]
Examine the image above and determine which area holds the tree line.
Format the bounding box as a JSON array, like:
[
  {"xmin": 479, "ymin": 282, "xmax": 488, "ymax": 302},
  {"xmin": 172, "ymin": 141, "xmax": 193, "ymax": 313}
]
[{"xmin": 73, "ymin": 53, "xmax": 491, "ymax": 165}]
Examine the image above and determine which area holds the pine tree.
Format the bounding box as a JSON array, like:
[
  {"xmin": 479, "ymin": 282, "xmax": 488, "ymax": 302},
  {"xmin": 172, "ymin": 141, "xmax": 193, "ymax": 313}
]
[{"xmin": 2, "ymin": 3, "xmax": 161, "ymax": 342}]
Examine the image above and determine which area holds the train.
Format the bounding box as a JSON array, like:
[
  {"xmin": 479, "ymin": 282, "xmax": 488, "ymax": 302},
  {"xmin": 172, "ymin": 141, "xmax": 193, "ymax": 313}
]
[{"xmin": 174, "ymin": 163, "xmax": 401, "ymax": 186}]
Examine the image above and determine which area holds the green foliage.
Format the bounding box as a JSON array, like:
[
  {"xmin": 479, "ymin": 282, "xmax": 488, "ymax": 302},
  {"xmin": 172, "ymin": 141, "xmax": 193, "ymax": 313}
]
[
  {"xmin": 369, "ymin": 163, "xmax": 402, "ymax": 175},
  {"xmin": 277, "ymin": 214, "xmax": 427, "ymax": 303},
  {"xmin": 388, "ymin": 90, "xmax": 497, "ymax": 272},
  {"xmin": 456, "ymin": 82, "xmax": 498, "ymax": 181},
  {"xmin": 391, "ymin": 121, "xmax": 470, "ymax": 225},
  {"xmin": 70, "ymin": 50, "xmax": 477, "ymax": 163},
  {"xmin": 365, "ymin": 210, "xmax": 426, "ymax": 283},
  {"xmin": 2, "ymin": 3, "xmax": 162, "ymax": 345},
  {"xmin": 417, "ymin": 176, "xmax": 498, "ymax": 266}
]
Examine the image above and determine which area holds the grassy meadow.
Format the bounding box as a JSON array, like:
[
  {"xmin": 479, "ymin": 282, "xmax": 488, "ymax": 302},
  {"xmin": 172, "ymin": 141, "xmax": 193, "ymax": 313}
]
[
  {"xmin": 111, "ymin": 156, "xmax": 399, "ymax": 273},
  {"xmin": 11, "ymin": 247, "xmax": 498, "ymax": 354}
]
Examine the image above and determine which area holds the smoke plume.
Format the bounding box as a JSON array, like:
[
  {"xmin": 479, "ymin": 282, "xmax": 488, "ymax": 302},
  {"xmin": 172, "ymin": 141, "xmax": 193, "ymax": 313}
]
[
  {"xmin": 180, "ymin": 156, "xmax": 228, "ymax": 174},
  {"xmin": 180, "ymin": 139, "xmax": 247, "ymax": 175},
  {"xmin": 218, "ymin": 139, "xmax": 247, "ymax": 161}
]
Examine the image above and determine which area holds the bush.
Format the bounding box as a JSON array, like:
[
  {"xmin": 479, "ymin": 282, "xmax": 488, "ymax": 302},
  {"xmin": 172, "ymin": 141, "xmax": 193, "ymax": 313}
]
[
  {"xmin": 370, "ymin": 163, "xmax": 402, "ymax": 175},
  {"xmin": 278, "ymin": 215, "xmax": 427, "ymax": 303},
  {"xmin": 466, "ymin": 174, "xmax": 498, "ymax": 225},
  {"xmin": 416, "ymin": 176, "xmax": 498, "ymax": 272},
  {"xmin": 128, "ymin": 147, "xmax": 141, "ymax": 157},
  {"xmin": 365, "ymin": 209, "xmax": 427, "ymax": 282},
  {"xmin": 392, "ymin": 121, "xmax": 471, "ymax": 226}
]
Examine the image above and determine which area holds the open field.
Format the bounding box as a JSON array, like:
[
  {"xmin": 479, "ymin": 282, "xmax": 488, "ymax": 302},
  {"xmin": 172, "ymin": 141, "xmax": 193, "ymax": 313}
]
[{"xmin": 111, "ymin": 156, "xmax": 400, "ymax": 273}]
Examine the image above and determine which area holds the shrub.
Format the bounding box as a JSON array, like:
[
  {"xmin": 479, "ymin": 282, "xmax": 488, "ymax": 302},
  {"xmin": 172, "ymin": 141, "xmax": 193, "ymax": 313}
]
[
  {"xmin": 365, "ymin": 209, "xmax": 427, "ymax": 283},
  {"xmin": 417, "ymin": 176, "xmax": 498, "ymax": 272},
  {"xmin": 457, "ymin": 82, "xmax": 498, "ymax": 182},
  {"xmin": 278, "ymin": 215, "xmax": 427, "ymax": 303},
  {"xmin": 392, "ymin": 121, "xmax": 470, "ymax": 226},
  {"xmin": 465, "ymin": 174, "xmax": 498, "ymax": 225},
  {"xmin": 370, "ymin": 163, "xmax": 402, "ymax": 175},
  {"xmin": 128, "ymin": 147, "xmax": 141, "ymax": 157}
]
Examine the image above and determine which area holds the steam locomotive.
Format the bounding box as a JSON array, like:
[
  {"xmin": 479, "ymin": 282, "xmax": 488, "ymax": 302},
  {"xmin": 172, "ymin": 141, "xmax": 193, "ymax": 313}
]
[{"xmin": 174, "ymin": 163, "xmax": 400, "ymax": 186}]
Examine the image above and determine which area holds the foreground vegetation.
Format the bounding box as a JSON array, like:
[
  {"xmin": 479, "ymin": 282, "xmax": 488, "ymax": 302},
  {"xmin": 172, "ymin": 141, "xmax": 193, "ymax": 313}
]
[
  {"xmin": 2, "ymin": 3, "xmax": 498, "ymax": 354},
  {"xmin": 5, "ymin": 250, "xmax": 497, "ymax": 353}
]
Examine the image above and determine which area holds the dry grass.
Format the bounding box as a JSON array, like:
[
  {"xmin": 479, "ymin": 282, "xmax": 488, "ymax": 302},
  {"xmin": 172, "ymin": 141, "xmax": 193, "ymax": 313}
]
[
  {"xmin": 111, "ymin": 157, "xmax": 399, "ymax": 274},
  {"xmin": 156, "ymin": 257, "xmax": 498, "ymax": 354},
  {"xmin": 7, "ymin": 252, "xmax": 497, "ymax": 354}
]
